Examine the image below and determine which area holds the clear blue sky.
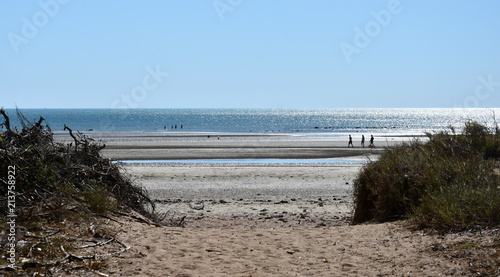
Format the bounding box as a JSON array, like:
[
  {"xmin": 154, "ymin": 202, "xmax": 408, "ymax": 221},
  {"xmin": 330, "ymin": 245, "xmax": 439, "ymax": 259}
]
[{"xmin": 1, "ymin": 1, "xmax": 499, "ymax": 109}]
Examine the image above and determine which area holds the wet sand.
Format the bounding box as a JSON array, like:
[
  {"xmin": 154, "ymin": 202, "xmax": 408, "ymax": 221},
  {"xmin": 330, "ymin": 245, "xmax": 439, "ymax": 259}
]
[{"xmin": 98, "ymin": 133, "xmax": 388, "ymax": 160}]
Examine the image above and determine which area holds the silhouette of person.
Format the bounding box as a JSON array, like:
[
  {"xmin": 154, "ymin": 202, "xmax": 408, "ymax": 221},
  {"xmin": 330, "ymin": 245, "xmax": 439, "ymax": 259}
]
[
  {"xmin": 348, "ymin": 135, "xmax": 353, "ymax": 148},
  {"xmin": 369, "ymin": 135, "xmax": 374, "ymax": 147},
  {"xmin": 361, "ymin": 135, "xmax": 365, "ymax": 148}
]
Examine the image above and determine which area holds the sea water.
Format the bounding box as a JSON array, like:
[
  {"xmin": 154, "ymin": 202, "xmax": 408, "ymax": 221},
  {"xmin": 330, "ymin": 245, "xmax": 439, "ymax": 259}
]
[{"xmin": 3, "ymin": 108, "xmax": 499, "ymax": 135}]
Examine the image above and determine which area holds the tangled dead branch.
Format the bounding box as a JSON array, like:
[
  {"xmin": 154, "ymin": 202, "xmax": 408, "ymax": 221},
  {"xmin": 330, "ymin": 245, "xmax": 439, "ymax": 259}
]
[
  {"xmin": 0, "ymin": 108, "xmax": 161, "ymax": 275},
  {"xmin": 0, "ymin": 108, "xmax": 156, "ymax": 219}
]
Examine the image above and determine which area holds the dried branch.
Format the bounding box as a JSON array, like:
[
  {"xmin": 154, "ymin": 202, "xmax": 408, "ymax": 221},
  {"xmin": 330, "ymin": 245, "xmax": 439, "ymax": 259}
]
[
  {"xmin": 0, "ymin": 107, "xmax": 11, "ymax": 132},
  {"xmin": 24, "ymin": 229, "xmax": 61, "ymax": 240},
  {"xmin": 62, "ymin": 238, "xmax": 130, "ymax": 259},
  {"xmin": 35, "ymin": 116, "xmax": 45, "ymax": 128},
  {"xmin": 77, "ymin": 238, "xmax": 115, "ymax": 249},
  {"xmin": 64, "ymin": 124, "xmax": 79, "ymax": 150}
]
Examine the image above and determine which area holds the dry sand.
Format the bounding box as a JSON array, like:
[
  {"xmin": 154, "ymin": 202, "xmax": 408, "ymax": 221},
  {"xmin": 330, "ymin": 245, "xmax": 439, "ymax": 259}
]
[
  {"xmin": 108, "ymin": 216, "xmax": 492, "ymax": 277},
  {"xmin": 83, "ymin": 134, "xmax": 497, "ymax": 276}
]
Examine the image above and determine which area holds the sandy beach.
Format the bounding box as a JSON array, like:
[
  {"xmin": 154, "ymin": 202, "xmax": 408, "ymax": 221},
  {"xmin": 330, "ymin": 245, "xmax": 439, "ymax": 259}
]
[
  {"xmin": 123, "ymin": 164, "xmax": 357, "ymax": 228},
  {"xmin": 95, "ymin": 132, "xmax": 382, "ymax": 227},
  {"xmin": 71, "ymin": 133, "xmax": 496, "ymax": 276}
]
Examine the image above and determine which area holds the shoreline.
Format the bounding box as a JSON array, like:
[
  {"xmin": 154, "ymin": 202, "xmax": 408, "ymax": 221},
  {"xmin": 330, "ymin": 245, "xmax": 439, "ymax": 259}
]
[{"xmin": 68, "ymin": 132, "xmax": 399, "ymax": 160}]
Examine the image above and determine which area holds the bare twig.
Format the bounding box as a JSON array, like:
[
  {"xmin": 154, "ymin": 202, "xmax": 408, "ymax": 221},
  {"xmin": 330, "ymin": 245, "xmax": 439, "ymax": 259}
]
[
  {"xmin": 64, "ymin": 124, "xmax": 79, "ymax": 150},
  {"xmin": 61, "ymin": 238, "xmax": 130, "ymax": 260},
  {"xmin": 24, "ymin": 229, "xmax": 61, "ymax": 240},
  {"xmin": 77, "ymin": 238, "xmax": 115, "ymax": 249},
  {"xmin": 35, "ymin": 116, "xmax": 45, "ymax": 128}
]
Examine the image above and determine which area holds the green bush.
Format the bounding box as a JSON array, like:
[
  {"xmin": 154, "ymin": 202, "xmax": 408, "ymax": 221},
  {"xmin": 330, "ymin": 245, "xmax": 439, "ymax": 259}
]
[{"xmin": 352, "ymin": 121, "xmax": 500, "ymax": 230}]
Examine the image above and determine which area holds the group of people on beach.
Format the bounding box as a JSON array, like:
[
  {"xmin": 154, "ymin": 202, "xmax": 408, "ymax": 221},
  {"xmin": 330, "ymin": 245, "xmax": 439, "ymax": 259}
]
[
  {"xmin": 164, "ymin": 124, "xmax": 183, "ymax": 130},
  {"xmin": 348, "ymin": 134, "xmax": 374, "ymax": 148}
]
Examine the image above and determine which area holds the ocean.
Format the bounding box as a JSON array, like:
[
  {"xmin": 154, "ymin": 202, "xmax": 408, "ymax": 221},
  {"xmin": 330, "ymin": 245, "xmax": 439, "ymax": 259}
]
[{"xmin": 3, "ymin": 108, "xmax": 499, "ymax": 135}]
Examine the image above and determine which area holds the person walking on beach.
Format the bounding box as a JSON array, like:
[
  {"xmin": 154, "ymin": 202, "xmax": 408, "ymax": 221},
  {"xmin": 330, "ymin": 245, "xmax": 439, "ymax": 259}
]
[
  {"xmin": 361, "ymin": 135, "xmax": 365, "ymax": 148},
  {"xmin": 348, "ymin": 135, "xmax": 354, "ymax": 148},
  {"xmin": 369, "ymin": 135, "xmax": 374, "ymax": 148}
]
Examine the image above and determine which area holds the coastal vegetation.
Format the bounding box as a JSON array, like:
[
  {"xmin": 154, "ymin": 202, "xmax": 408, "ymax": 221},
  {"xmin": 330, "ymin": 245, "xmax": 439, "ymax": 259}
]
[
  {"xmin": 0, "ymin": 108, "xmax": 159, "ymax": 275},
  {"xmin": 352, "ymin": 120, "xmax": 500, "ymax": 230}
]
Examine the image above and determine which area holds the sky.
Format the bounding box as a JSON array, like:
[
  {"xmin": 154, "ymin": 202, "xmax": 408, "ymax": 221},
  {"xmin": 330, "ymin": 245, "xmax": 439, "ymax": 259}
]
[{"xmin": 1, "ymin": 0, "xmax": 500, "ymax": 109}]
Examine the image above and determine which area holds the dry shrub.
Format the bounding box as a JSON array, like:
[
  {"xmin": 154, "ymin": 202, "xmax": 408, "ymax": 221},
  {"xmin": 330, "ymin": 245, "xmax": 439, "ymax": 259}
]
[{"xmin": 0, "ymin": 108, "xmax": 155, "ymax": 221}]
